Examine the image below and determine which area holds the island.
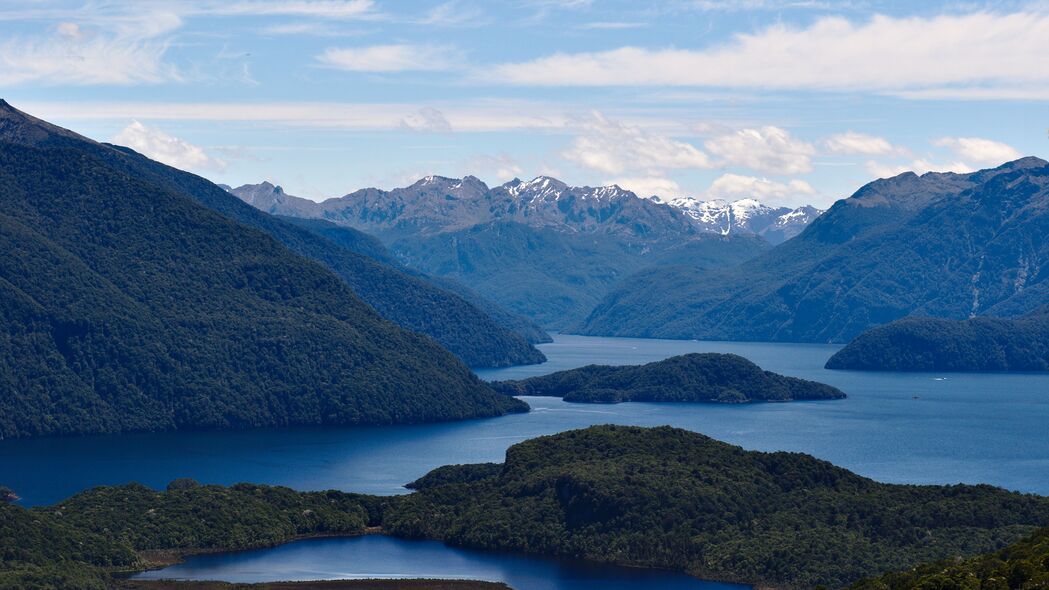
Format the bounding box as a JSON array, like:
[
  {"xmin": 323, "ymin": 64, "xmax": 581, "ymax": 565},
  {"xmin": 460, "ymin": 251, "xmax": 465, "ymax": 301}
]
[
  {"xmin": 825, "ymin": 307, "xmax": 1049, "ymax": 372},
  {"xmin": 491, "ymin": 353, "xmax": 846, "ymax": 403},
  {"xmin": 5, "ymin": 426, "xmax": 1048, "ymax": 589}
]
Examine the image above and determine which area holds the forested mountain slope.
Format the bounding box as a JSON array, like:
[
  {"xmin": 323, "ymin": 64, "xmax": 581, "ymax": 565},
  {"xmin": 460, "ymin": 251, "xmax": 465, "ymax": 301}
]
[
  {"xmin": 0, "ymin": 100, "xmax": 525, "ymax": 439},
  {"xmin": 579, "ymin": 158, "xmax": 1049, "ymax": 342}
]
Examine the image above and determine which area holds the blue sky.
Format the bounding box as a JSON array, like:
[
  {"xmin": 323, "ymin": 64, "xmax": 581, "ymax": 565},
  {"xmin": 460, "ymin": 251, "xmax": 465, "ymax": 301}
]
[{"xmin": 1, "ymin": 0, "xmax": 1046, "ymax": 207}]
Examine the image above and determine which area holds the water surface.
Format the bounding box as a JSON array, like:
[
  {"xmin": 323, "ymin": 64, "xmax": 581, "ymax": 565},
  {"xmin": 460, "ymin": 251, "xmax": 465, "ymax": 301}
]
[
  {"xmin": 135, "ymin": 535, "xmax": 745, "ymax": 590},
  {"xmin": 4, "ymin": 334, "xmax": 1049, "ymax": 506}
]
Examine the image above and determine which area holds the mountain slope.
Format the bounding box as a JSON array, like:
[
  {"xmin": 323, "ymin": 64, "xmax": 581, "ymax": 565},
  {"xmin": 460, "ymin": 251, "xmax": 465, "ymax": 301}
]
[
  {"xmin": 0, "ymin": 100, "xmax": 525, "ymax": 439},
  {"xmin": 826, "ymin": 306, "xmax": 1049, "ymax": 372},
  {"xmin": 231, "ymin": 179, "xmax": 783, "ymax": 327},
  {"xmin": 275, "ymin": 215, "xmax": 550, "ymax": 345},
  {"xmin": 5, "ymin": 103, "xmax": 544, "ymax": 369},
  {"xmin": 579, "ymin": 158, "xmax": 1049, "ymax": 342}
]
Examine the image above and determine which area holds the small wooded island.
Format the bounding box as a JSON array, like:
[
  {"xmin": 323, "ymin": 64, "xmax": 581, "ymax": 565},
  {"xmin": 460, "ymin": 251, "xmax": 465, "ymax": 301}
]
[
  {"xmin": 826, "ymin": 307, "xmax": 1049, "ymax": 372},
  {"xmin": 491, "ymin": 353, "xmax": 845, "ymax": 403},
  {"xmin": 3, "ymin": 425, "xmax": 1049, "ymax": 589}
]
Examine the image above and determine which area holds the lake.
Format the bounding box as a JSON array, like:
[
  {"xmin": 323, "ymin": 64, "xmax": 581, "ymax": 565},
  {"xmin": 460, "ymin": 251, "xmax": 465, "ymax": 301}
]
[
  {"xmin": 133, "ymin": 534, "xmax": 746, "ymax": 590},
  {"xmin": 11, "ymin": 332, "xmax": 1049, "ymax": 589},
  {"xmin": 5, "ymin": 333, "xmax": 1049, "ymax": 508}
]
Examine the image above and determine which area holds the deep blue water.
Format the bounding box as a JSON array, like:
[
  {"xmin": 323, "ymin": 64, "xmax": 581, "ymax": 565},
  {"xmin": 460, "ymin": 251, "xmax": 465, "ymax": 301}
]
[
  {"xmin": 4, "ymin": 333, "xmax": 1049, "ymax": 509},
  {"xmin": 133, "ymin": 535, "xmax": 745, "ymax": 590}
]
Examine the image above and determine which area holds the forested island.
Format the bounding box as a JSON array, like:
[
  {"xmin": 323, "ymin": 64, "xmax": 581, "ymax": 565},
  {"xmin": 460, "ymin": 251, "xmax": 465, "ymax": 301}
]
[
  {"xmin": 851, "ymin": 525, "xmax": 1049, "ymax": 590},
  {"xmin": 491, "ymin": 353, "xmax": 845, "ymax": 403},
  {"xmin": 826, "ymin": 307, "xmax": 1049, "ymax": 372},
  {"xmin": 6, "ymin": 426, "xmax": 1042, "ymax": 589}
]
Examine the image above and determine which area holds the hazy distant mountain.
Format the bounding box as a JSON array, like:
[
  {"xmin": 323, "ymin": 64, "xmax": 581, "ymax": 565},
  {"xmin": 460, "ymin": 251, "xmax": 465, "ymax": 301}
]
[
  {"xmin": 0, "ymin": 100, "xmax": 524, "ymax": 439},
  {"xmin": 660, "ymin": 197, "xmax": 822, "ymax": 244},
  {"xmin": 579, "ymin": 157, "xmax": 1049, "ymax": 342},
  {"xmin": 178, "ymin": 183, "xmax": 549, "ymax": 368},
  {"xmin": 232, "ymin": 178, "xmax": 800, "ymax": 327}
]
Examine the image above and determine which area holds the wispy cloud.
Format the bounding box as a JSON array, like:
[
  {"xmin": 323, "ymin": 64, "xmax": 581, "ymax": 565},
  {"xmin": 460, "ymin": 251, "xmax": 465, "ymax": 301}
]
[
  {"xmin": 199, "ymin": 0, "xmax": 378, "ymax": 19},
  {"xmin": 113, "ymin": 120, "xmax": 226, "ymax": 172},
  {"xmin": 933, "ymin": 137, "xmax": 1022, "ymax": 166},
  {"xmin": 492, "ymin": 12, "xmax": 1049, "ymax": 96},
  {"xmin": 563, "ymin": 111, "xmax": 712, "ymax": 175},
  {"xmin": 0, "ymin": 13, "xmax": 181, "ymax": 86},
  {"xmin": 822, "ymin": 132, "xmax": 898, "ymax": 156},
  {"xmin": 705, "ymin": 173, "xmax": 816, "ymax": 207},
  {"xmin": 705, "ymin": 127, "xmax": 815, "ymax": 175},
  {"xmin": 579, "ymin": 21, "xmax": 647, "ymax": 30},
  {"xmin": 316, "ymin": 44, "xmax": 462, "ymax": 72}
]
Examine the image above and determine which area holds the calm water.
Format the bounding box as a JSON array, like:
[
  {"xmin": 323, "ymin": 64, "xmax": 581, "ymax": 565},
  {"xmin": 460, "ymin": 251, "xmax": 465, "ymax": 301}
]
[
  {"xmin": 134, "ymin": 535, "xmax": 745, "ymax": 590},
  {"xmin": 4, "ymin": 334, "xmax": 1049, "ymax": 508}
]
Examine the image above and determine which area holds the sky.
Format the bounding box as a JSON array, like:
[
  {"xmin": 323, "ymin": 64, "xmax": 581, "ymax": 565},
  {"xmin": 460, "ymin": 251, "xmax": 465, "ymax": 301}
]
[{"xmin": 1, "ymin": 0, "xmax": 1047, "ymax": 208}]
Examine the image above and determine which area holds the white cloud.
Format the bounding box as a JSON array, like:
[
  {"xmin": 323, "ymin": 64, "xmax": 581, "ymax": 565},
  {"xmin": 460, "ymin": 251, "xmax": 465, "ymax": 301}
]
[
  {"xmin": 317, "ymin": 44, "xmax": 461, "ymax": 72},
  {"xmin": 467, "ymin": 154, "xmax": 523, "ymax": 183},
  {"xmin": 865, "ymin": 159, "xmax": 972, "ymax": 179},
  {"xmin": 933, "ymin": 137, "xmax": 1022, "ymax": 166},
  {"xmin": 0, "ymin": 34, "xmax": 177, "ymax": 86},
  {"xmin": 492, "ymin": 12, "xmax": 1049, "ymax": 95},
  {"xmin": 21, "ymin": 100, "xmax": 574, "ymax": 132},
  {"xmin": 400, "ymin": 107, "xmax": 453, "ymax": 133},
  {"xmin": 705, "ymin": 126, "xmax": 815, "ymax": 175},
  {"xmin": 608, "ymin": 177, "xmax": 683, "ymax": 199},
  {"xmin": 823, "ymin": 132, "xmax": 896, "ymax": 156},
  {"xmin": 113, "ymin": 120, "xmax": 226, "ymax": 172},
  {"xmin": 564, "ymin": 112, "xmax": 711, "ymax": 175},
  {"xmin": 0, "ymin": 11, "xmax": 181, "ymax": 86},
  {"xmin": 203, "ymin": 0, "xmax": 377, "ymax": 18},
  {"xmin": 706, "ymin": 173, "xmax": 816, "ymax": 207},
  {"xmin": 580, "ymin": 21, "xmax": 647, "ymax": 30}
]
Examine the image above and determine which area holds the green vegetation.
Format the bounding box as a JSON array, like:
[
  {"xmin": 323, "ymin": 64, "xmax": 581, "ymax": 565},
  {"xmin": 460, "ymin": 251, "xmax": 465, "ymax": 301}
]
[
  {"xmin": 275, "ymin": 216, "xmax": 549, "ymax": 356},
  {"xmin": 0, "ymin": 102, "xmax": 525, "ymax": 440},
  {"xmin": 579, "ymin": 158, "xmax": 1049, "ymax": 342},
  {"xmin": 852, "ymin": 525, "xmax": 1049, "ymax": 590},
  {"xmin": 385, "ymin": 425, "xmax": 1049, "ymax": 588},
  {"xmin": 826, "ymin": 308, "xmax": 1049, "ymax": 372},
  {"xmin": 0, "ymin": 481, "xmax": 370, "ymax": 590},
  {"xmin": 5, "ymin": 426, "xmax": 1049, "ymax": 589},
  {"xmin": 491, "ymin": 353, "xmax": 845, "ymax": 403}
]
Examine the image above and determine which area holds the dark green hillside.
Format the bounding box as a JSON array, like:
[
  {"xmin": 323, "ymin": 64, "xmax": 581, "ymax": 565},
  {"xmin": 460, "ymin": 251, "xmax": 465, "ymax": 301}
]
[
  {"xmin": 579, "ymin": 158, "xmax": 1049, "ymax": 342},
  {"xmin": 0, "ymin": 106, "xmax": 525, "ymax": 439},
  {"xmin": 98, "ymin": 145, "xmax": 544, "ymax": 369},
  {"xmin": 386, "ymin": 425, "xmax": 1049, "ymax": 588},
  {"xmin": 278, "ymin": 215, "xmax": 550, "ymax": 346},
  {"xmin": 852, "ymin": 525, "xmax": 1049, "ymax": 590},
  {"xmin": 0, "ymin": 100, "xmax": 543, "ymax": 369},
  {"xmin": 826, "ymin": 307, "xmax": 1049, "ymax": 372},
  {"xmin": 0, "ymin": 482, "xmax": 370, "ymax": 589},
  {"xmin": 492, "ymin": 353, "xmax": 844, "ymax": 403}
]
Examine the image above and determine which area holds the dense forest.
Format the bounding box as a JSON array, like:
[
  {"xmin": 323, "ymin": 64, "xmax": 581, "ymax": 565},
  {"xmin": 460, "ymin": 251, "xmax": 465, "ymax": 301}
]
[
  {"xmin": 384, "ymin": 425, "xmax": 1049, "ymax": 588},
  {"xmin": 0, "ymin": 102, "xmax": 526, "ymax": 440},
  {"xmin": 491, "ymin": 353, "xmax": 845, "ymax": 403},
  {"xmin": 0, "ymin": 480, "xmax": 371, "ymax": 590},
  {"xmin": 852, "ymin": 525, "xmax": 1049, "ymax": 590},
  {"xmin": 826, "ymin": 307, "xmax": 1049, "ymax": 372}
]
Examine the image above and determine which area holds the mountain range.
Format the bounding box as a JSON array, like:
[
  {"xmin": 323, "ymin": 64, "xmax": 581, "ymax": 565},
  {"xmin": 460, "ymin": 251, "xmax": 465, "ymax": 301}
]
[
  {"xmin": 0, "ymin": 100, "xmax": 528, "ymax": 439},
  {"xmin": 231, "ymin": 178, "xmax": 814, "ymax": 327},
  {"xmin": 579, "ymin": 157, "xmax": 1049, "ymax": 342}
]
